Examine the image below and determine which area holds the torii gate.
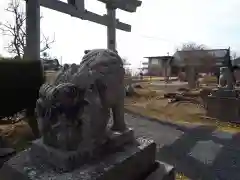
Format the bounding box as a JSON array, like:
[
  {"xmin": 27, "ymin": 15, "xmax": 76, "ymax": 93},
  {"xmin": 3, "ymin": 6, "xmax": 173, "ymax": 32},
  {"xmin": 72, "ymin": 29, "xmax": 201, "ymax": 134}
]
[{"xmin": 24, "ymin": 0, "xmax": 142, "ymax": 61}]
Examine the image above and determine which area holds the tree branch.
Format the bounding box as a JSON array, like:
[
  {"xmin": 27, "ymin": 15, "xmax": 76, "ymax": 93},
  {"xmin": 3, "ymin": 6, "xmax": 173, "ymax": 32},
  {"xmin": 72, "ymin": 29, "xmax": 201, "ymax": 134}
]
[
  {"xmin": 40, "ymin": 33, "xmax": 55, "ymax": 53},
  {"xmin": 0, "ymin": 0, "xmax": 54, "ymax": 58}
]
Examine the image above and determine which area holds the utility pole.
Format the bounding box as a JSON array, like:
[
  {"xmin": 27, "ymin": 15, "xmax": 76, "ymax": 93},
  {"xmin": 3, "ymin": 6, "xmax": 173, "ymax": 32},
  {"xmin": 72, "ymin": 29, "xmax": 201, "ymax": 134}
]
[{"xmin": 60, "ymin": 56, "xmax": 63, "ymax": 65}]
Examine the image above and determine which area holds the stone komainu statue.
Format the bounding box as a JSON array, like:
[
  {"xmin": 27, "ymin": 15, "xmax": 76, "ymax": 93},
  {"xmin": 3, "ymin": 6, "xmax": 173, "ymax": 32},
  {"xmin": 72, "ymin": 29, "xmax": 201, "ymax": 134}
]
[
  {"xmin": 219, "ymin": 66, "xmax": 234, "ymax": 88},
  {"xmin": 36, "ymin": 49, "xmax": 126, "ymax": 152}
]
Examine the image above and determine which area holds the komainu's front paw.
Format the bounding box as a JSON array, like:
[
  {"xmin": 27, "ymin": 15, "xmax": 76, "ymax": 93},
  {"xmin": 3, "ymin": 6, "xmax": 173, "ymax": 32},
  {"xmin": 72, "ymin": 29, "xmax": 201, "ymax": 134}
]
[
  {"xmin": 78, "ymin": 142, "xmax": 95, "ymax": 158},
  {"xmin": 111, "ymin": 125, "xmax": 127, "ymax": 132}
]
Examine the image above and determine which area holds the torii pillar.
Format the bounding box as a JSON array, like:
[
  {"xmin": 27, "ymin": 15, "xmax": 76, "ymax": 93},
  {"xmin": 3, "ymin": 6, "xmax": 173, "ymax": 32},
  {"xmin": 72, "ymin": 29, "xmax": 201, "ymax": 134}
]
[{"xmin": 24, "ymin": 0, "xmax": 40, "ymax": 61}]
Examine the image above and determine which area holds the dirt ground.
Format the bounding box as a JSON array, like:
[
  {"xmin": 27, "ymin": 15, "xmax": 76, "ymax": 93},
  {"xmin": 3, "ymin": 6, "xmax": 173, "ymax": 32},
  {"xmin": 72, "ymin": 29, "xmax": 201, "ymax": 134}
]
[
  {"xmin": 0, "ymin": 120, "xmax": 33, "ymax": 151},
  {"xmin": 1, "ymin": 75, "xmax": 240, "ymax": 149},
  {"xmin": 125, "ymin": 78, "xmax": 240, "ymax": 134}
]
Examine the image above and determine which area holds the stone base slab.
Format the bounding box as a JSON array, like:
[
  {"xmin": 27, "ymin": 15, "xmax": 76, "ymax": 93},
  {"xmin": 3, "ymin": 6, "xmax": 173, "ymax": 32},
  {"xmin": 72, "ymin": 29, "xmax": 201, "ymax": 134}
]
[
  {"xmin": 0, "ymin": 148, "xmax": 16, "ymax": 168},
  {"xmin": 29, "ymin": 128, "xmax": 135, "ymax": 172},
  {"xmin": 211, "ymin": 88, "xmax": 238, "ymax": 98},
  {"xmin": 0, "ymin": 137, "xmax": 161, "ymax": 180},
  {"xmin": 145, "ymin": 161, "xmax": 175, "ymax": 180}
]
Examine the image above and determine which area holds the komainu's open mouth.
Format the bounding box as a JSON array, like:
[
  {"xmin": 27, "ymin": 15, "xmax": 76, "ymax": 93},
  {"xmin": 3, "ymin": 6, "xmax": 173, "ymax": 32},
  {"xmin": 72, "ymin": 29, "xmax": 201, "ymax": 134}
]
[{"xmin": 35, "ymin": 83, "xmax": 90, "ymax": 151}]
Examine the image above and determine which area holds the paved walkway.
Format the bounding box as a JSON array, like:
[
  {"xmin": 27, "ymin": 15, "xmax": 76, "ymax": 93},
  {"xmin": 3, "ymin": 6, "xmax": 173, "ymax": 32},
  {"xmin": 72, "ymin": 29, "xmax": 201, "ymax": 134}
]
[{"xmin": 125, "ymin": 113, "xmax": 240, "ymax": 180}]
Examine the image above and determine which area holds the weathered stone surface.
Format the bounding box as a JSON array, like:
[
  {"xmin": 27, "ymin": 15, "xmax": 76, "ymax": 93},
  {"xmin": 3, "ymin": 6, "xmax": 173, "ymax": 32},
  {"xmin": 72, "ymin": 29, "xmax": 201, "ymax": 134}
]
[
  {"xmin": 0, "ymin": 137, "xmax": 157, "ymax": 180},
  {"xmin": 37, "ymin": 49, "xmax": 127, "ymax": 156},
  {"xmin": 218, "ymin": 66, "xmax": 234, "ymax": 89},
  {"xmin": 0, "ymin": 148, "xmax": 16, "ymax": 168},
  {"xmin": 206, "ymin": 96, "xmax": 240, "ymax": 122},
  {"xmin": 0, "ymin": 49, "xmax": 175, "ymax": 180},
  {"xmin": 145, "ymin": 161, "xmax": 175, "ymax": 180},
  {"xmin": 206, "ymin": 73, "xmax": 240, "ymax": 122},
  {"xmin": 29, "ymin": 128, "xmax": 135, "ymax": 172},
  {"xmin": 211, "ymin": 88, "xmax": 237, "ymax": 98},
  {"xmin": 0, "ymin": 148, "xmax": 15, "ymax": 158}
]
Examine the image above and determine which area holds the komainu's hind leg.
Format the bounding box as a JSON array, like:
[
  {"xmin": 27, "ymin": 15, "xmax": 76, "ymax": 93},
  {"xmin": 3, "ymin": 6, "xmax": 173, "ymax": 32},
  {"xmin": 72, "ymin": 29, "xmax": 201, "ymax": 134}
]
[{"xmin": 111, "ymin": 98, "xmax": 126, "ymax": 132}]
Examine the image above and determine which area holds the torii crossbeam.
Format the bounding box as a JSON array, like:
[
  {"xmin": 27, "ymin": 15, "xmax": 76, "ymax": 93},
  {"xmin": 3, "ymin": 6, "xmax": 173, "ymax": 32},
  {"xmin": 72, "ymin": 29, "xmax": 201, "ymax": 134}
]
[{"xmin": 24, "ymin": 0, "xmax": 142, "ymax": 61}]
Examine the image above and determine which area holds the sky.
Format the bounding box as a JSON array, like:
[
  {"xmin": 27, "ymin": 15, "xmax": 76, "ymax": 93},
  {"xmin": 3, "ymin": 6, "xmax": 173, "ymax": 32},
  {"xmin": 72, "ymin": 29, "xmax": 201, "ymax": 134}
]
[{"xmin": 1, "ymin": 0, "xmax": 240, "ymax": 70}]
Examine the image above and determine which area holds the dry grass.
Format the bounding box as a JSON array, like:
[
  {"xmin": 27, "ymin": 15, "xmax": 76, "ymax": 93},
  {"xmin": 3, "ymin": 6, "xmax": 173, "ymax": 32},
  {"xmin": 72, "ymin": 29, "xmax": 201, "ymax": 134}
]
[
  {"xmin": 125, "ymin": 85, "xmax": 240, "ymax": 134},
  {"xmin": 201, "ymin": 75, "xmax": 217, "ymax": 84},
  {"xmin": 176, "ymin": 173, "xmax": 190, "ymax": 180},
  {"xmin": 0, "ymin": 120, "xmax": 33, "ymax": 151}
]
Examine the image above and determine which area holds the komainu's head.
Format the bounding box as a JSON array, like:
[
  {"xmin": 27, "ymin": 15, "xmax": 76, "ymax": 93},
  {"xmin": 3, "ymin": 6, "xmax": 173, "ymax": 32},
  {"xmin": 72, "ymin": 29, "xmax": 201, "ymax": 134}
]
[{"xmin": 36, "ymin": 83, "xmax": 89, "ymax": 150}]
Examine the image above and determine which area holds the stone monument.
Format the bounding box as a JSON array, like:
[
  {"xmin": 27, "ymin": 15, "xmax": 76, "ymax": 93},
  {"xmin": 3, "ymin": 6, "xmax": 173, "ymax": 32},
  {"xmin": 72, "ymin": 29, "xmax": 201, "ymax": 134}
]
[
  {"xmin": 0, "ymin": 49, "xmax": 175, "ymax": 180},
  {"xmin": 209, "ymin": 66, "xmax": 237, "ymax": 97},
  {"xmin": 206, "ymin": 66, "xmax": 240, "ymax": 122},
  {"xmin": 219, "ymin": 67, "xmax": 232, "ymax": 88}
]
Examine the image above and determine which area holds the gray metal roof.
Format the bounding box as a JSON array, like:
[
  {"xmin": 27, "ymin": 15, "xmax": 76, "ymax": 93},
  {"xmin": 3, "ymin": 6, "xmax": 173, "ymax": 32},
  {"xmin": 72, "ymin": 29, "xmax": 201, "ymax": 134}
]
[
  {"xmin": 232, "ymin": 57, "xmax": 240, "ymax": 66},
  {"xmin": 172, "ymin": 49, "xmax": 229, "ymax": 66},
  {"xmin": 144, "ymin": 56, "xmax": 174, "ymax": 60},
  {"xmin": 173, "ymin": 49, "xmax": 228, "ymax": 60}
]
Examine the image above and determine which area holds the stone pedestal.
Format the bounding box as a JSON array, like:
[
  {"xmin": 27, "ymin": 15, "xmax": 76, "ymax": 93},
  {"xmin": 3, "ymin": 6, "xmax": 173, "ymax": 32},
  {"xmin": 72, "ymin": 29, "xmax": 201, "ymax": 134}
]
[
  {"xmin": 0, "ymin": 137, "xmax": 175, "ymax": 180},
  {"xmin": 145, "ymin": 161, "xmax": 175, "ymax": 180},
  {"xmin": 0, "ymin": 148, "xmax": 16, "ymax": 168},
  {"xmin": 206, "ymin": 87, "xmax": 240, "ymax": 122},
  {"xmin": 30, "ymin": 128, "xmax": 135, "ymax": 172},
  {"xmin": 211, "ymin": 87, "xmax": 238, "ymax": 98},
  {"xmin": 0, "ymin": 137, "xmax": 16, "ymax": 168}
]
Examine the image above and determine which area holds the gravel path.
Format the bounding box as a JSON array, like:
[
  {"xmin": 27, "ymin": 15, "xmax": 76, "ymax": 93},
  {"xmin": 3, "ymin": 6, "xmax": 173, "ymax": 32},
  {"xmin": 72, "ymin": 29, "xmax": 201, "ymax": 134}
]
[{"xmin": 125, "ymin": 113, "xmax": 240, "ymax": 180}]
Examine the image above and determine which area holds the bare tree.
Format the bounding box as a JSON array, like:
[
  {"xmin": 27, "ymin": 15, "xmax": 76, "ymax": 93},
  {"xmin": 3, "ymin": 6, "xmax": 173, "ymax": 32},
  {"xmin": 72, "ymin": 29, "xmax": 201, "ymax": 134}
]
[
  {"xmin": 0, "ymin": 0, "xmax": 55, "ymax": 58},
  {"xmin": 177, "ymin": 42, "xmax": 215, "ymax": 88},
  {"xmin": 179, "ymin": 42, "xmax": 206, "ymax": 51},
  {"xmin": 178, "ymin": 42, "xmax": 215, "ymax": 72}
]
